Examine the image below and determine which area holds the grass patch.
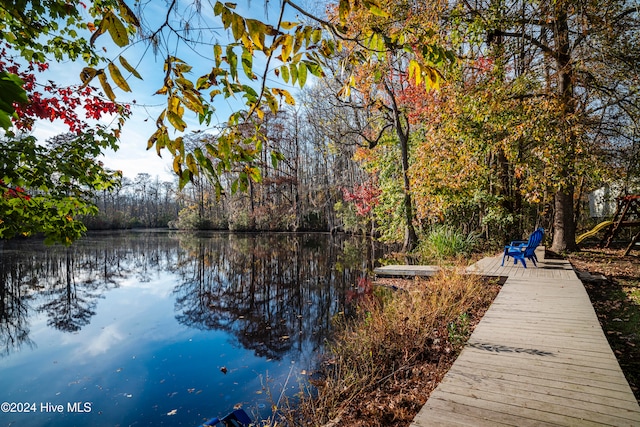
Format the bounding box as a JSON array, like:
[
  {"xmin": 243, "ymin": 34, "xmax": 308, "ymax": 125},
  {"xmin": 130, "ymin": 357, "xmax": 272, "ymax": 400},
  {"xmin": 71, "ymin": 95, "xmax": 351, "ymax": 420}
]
[
  {"xmin": 417, "ymin": 225, "xmax": 479, "ymax": 262},
  {"xmin": 279, "ymin": 268, "xmax": 499, "ymax": 426}
]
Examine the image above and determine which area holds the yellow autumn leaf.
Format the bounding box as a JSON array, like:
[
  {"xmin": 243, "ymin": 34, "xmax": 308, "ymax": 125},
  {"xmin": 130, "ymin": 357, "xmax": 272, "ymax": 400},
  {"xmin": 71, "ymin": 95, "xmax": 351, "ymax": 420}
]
[
  {"xmin": 280, "ymin": 21, "xmax": 298, "ymax": 30},
  {"xmin": 173, "ymin": 156, "xmax": 182, "ymax": 175},
  {"xmin": 246, "ymin": 19, "xmax": 266, "ymax": 50},
  {"xmin": 97, "ymin": 72, "xmax": 116, "ymax": 101},
  {"xmin": 408, "ymin": 60, "xmax": 422, "ymax": 86},
  {"xmin": 272, "ymin": 88, "xmax": 295, "ymax": 105},
  {"xmin": 167, "ymin": 110, "xmax": 187, "ymax": 132},
  {"xmin": 80, "ymin": 67, "xmax": 99, "ymax": 87},
  {"xmin": 104, "ymin": 11, "xmax": 129, "ymax": 48},
  {"xmin": 108, "ymin": 62, "xmax": 131, "ymax": 92},
  {"xmin": 186, "ymin": 153, "xmax": 199, "ymax": 175},
  {"xmin": 230, "ymin": 12, "xmax": 245, "ymax": 40},
  {"xmin": 118, "ymin": 56, "xmax": 143, "ymax": 79}
]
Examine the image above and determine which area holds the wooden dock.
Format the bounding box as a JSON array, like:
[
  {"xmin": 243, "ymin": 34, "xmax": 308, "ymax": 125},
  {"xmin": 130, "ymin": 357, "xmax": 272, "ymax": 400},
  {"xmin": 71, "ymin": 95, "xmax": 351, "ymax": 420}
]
[
  {"xmin": 374, "ymin": 264, "xmax": 442, "ymax": 277},
  {"xmin": 410, "ymin": 255, "xmax": 640, "ymax": 426}
]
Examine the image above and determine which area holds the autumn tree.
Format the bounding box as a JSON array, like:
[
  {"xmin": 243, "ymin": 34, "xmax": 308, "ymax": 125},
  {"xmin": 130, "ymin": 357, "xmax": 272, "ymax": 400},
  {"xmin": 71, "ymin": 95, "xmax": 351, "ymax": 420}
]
[
  {"xmin": 4, "ymin": 0, "xmax": 431, "ymax": 243},
  {"xmin": 406, "ymin": 46, "xmax": 555, "ymax": 242},
  {"xmin": 0, "ymin": 56, "xmax": 128, "ymax": 243},
  {"xmin": 452, "ymin": 0, "xmax": 640, "ymax": 252},
  {"xmin": 300, "ymin": 80, "xmax": 376, "ymax": 233},
  {"xmin": 319, "ymin": 0, "xmax": 452, "ymax": 250}
]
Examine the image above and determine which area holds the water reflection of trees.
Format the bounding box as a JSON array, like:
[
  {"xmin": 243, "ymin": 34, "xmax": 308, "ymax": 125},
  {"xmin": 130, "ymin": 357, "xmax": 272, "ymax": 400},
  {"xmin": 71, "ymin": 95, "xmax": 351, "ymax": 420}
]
[
  {"xmin": 0, "ymin": 244, "xmax": 36, "ymax": 357},
  {"xmin": 0, "ymin": 232, "xmax": 376, "ymax": 361},
  {"xmin": 173, "ymin": 233, "xmax": 371, "ymax": 361},
  {"xmin": 0, "ymin": 234, "xmax": 182, "ymax": 356}
]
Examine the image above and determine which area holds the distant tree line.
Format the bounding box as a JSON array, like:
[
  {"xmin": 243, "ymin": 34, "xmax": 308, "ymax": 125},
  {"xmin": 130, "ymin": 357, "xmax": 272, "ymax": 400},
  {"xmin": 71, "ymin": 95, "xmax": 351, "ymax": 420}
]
[
  {"xmin": 164, "ymin": 105, "xmax": 368, "ymax": 232},
  {"xmin": 83, "ymin": 173, "xmax": 178, "ymax": 229},
  {"xmin": 84, "ymin": 103, "xmax": 369, "ymax": 233}
]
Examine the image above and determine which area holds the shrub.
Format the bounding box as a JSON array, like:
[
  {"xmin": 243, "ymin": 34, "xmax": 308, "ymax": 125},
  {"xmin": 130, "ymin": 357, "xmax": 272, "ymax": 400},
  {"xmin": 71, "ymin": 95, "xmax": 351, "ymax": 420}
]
[{"xmin": 418, "ymin": 225, "xmax": 479, "ymax": 261}]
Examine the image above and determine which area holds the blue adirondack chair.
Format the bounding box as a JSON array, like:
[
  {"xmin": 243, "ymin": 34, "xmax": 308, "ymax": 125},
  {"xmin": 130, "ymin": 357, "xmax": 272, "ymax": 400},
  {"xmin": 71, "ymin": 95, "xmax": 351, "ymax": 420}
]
[
  {"xmin": 501, "ymin": 228, "xmax": 544, "ymax": 268},
  {"xmin": 198, "ymin": 408, "xmax": 252, "ymax": 427}
]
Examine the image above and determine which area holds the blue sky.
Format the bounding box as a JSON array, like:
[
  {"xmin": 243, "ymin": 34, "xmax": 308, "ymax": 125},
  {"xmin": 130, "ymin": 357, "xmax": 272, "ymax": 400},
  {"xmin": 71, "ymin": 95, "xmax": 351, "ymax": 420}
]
[{"xmin": 30, "ymin": 0, "xmax": 314, "ymax": 182}]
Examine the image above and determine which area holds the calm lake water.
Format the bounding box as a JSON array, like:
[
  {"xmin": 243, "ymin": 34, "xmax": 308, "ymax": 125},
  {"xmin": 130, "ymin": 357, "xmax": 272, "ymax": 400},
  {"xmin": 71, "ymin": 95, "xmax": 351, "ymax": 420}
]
[{"xmin": 0, "ymin": 231, "xmax": 379, "ymax": 427}]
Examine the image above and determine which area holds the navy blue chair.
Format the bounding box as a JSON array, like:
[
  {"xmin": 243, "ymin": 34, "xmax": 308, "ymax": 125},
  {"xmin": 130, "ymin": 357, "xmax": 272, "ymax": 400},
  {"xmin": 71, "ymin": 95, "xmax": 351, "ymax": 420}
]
[
  {"xmin": 501, "ymin": 228, "xmax": 544, "ymax": 268},
  {"xmin": 199, "ymin": 409, "xmax": 252, "ymax": 427}
]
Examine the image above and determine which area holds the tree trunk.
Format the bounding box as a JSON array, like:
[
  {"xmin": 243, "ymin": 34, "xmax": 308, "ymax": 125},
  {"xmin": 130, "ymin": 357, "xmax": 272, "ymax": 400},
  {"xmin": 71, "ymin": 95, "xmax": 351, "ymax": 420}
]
[
  {"xmin": 551, "ymin": 186, "xmax": 576, "ymax": 252},
  {"xmin": 550, "ymin": 6, "xmax": 577, "ymax": 253},
  {"xmin": 386, "ymin": 82, "xmax": 417, "ymax": 252},
  {"xmin": 400, "ymin": 144, "xmax": 417, "ymax": 251}
]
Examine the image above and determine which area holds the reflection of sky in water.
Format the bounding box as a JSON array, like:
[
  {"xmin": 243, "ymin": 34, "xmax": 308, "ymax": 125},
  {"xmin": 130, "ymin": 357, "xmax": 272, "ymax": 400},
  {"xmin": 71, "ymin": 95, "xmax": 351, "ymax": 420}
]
[{"xmin": 0, "ymin": 232, "xmax": 365, "ymax": 427}]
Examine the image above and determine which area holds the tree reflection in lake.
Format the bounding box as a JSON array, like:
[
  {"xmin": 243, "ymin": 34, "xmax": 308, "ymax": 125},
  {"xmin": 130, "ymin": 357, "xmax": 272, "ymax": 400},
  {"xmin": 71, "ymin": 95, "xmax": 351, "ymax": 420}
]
[
  {"xmin": 0, "ymin": 245, "xmax": 36, "ymax": 356},
  {"xmin": 172, "ymin": 233, "xmax": 361, "ymax": 360},
  {"xmin": 0, "ymin": 231, "xmax": 377, "ymax": 426}
]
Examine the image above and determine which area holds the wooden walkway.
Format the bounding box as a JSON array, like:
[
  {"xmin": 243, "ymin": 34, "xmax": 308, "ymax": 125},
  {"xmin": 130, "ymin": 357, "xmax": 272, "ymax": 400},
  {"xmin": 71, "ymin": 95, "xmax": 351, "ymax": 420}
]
[{"xmin": 410, "ymin": 255, "xmax": 640, "ymax": 426}]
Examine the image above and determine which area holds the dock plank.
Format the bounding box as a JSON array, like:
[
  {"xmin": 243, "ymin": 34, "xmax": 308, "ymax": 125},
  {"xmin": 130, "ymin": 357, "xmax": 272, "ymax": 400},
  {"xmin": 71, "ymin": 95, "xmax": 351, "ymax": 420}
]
[
  {"xmin": 374, "ymin": 264, "xmax": 442, "ymax": 277},
  {"xmin": 410, "ymin": 258, "xmax": 640, "ymax": 426}
]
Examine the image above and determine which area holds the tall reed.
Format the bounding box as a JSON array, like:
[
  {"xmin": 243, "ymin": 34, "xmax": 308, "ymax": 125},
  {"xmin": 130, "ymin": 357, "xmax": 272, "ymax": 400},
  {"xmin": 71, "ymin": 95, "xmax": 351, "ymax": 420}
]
[{"xmin": 281, "ymin": 268, "xmax": 497, "ymax": 426}]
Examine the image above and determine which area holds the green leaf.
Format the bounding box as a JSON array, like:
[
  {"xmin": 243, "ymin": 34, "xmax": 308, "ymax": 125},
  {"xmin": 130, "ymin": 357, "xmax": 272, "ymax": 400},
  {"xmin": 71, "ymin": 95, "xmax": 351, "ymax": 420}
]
[
  {"xmin": 289, "ymin": 63, "xmax": 298, "ymax": 86},
  {"xmin": 280, "ymin": 65, "xmax": 290, "ymax": 83},
  {"xmin": 271, "ymin": 151, "xmax": 284, "ymax": 169},
  {"xmin": 0, "ymin": 110, "xmax": 12, "ymax": 130},
  {"xmin": 227, "ymin": 46, "xmax": 238, "ymax": 81},
  {"xmin": 311, "ymin": 29, "xmax": 322, "ymax": 44},
  {"xmin": 242, "ymin": 84, "xmax": 258, "ymax": 103},
  {"xmin": 303, "ymin": 60, "xmax": 324, "ymax": 78},
  {"xmin": 0, "ymin": 72, "xmax": 27, "ymax": 104},
  {"xmin": 298, "ymin": 62, "xmax": 308, "ymax": 88},
  {"xmin": 157, "ymin": 131, "xmax": 170, "ymax": 156},
  {"xmin": 241, "ymin": 47, "xmax": 253, "ymax": 79},
  {"xmin": 0, "ymin": 71, "xmax": 27, "ymax": 128},
  {"xmin": 179, "ymin": 169, "xmax": 191, "ymax": 189}
]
